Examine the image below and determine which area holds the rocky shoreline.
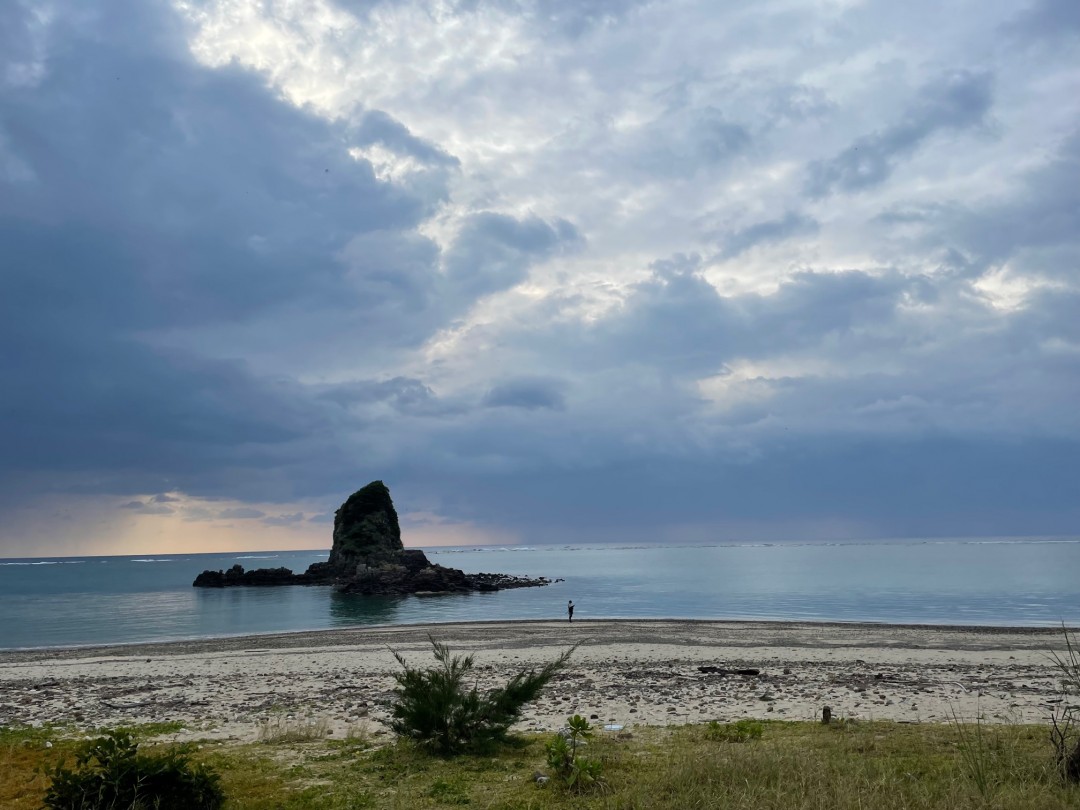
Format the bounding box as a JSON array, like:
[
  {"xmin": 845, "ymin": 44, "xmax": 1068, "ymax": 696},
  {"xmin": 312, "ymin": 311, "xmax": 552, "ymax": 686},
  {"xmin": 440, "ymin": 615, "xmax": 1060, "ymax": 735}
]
[{"xmin": 192, "ymin": 562, "xmax": 552, "ymax": 593}]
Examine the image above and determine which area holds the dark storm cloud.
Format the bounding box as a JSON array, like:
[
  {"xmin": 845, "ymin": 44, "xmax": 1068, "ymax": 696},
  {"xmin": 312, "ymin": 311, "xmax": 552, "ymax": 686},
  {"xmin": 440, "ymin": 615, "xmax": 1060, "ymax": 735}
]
[
  {"xmin": 805, "ymin": 71, "xmax": 993, "ymax": 198},
  {"xmin": 482, "ymin": 377, "xmax": 567, "ymax": 410},
  {"xmin": 0, "ymin": 328, "xmax": 314, "ymax": 476},
  {"xmin": 0, "ymin": 0, "xmax": 434, "ymax": 503},
  {"xmin": 0, "ymin": 1, "xmax": 591, "ymax": 510},
  {"xmin": 397, "ymin": 436, "xmax": 1080, "ymax": 541}
]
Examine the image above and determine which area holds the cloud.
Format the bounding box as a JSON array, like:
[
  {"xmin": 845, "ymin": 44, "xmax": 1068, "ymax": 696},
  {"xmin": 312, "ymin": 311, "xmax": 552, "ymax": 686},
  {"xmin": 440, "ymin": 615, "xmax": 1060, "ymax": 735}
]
[
  {"xmin": 805, "ymin": 71, "xmax": 994, "ymax": 198},
  {"xmin": 626, "ymin": 107, "xmax": 752, "ymax": 179},
  {"xmin": 120, "ymin": 501, "xmax": 174, "ymax": 516},
  {"xmin": 218, "ymin": 507, "xmax": 267, "ymax": 520},
  {"xmin": 1, "ymin": 0, "xmax": 1078, "ymax": 554},
  {"xmin": 262, "ymin": 512, "xmax": 307, "ymax": 526},
  {"xmin": 395, "ymin": 437, "xmax": 1080, "ymax": 541},
  {"xmin": 871, "ymin": 128, "xmax": 1080, "ymax": 285},
  {"xmin": 0, "ymin": 0, "xmax": 445, "ymax": 502},
  {"xmin": 1007, "ymin": 0, "xmax": 1080, "ymax": 41},
  {"xmin": 483, "ymin": 377, "xmax": 567, "ymax": 410},
  {"xmin": 719, "ymin": 212, "xmax": 820, "ymax": 259},
  {"xmin": 353, "ymin": 110, "xmax": 460, "ymax": 169},
  {"xmin": 318, "ymin": 376, "xmax": 451, "ymax": 416},
  {"xmin": 957, "ymin": 130, "xmax": 1080, "ymax": 271},
  {"xmin": 443, "ymin": 213, "xmax": 582, "ymax": 300},
  {"xmin": 559, "ymin": 258, "xmax": 914, "ymax": 377}
]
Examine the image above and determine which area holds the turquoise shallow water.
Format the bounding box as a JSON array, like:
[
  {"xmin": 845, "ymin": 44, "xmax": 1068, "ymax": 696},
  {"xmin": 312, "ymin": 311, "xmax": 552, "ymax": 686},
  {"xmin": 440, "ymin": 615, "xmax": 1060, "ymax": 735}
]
[{"xmin": 1, "ymin": 538, "xmax": 1078, "ymax": 649}]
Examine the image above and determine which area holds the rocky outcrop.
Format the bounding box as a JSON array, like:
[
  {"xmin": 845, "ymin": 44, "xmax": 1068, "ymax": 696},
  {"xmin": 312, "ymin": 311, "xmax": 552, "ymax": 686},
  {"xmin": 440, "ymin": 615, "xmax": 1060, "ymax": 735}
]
[
  {"xmin": 192, "ymin": 564, "xmax": 323, "ymax": 588},
  {"xmin": 193, "ymin": 481, "xmax": 550, "ymax": 595}
]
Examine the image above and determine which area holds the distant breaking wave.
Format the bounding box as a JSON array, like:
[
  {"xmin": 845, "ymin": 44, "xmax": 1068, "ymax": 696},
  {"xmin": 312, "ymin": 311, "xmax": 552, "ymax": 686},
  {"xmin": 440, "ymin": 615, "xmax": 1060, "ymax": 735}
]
[{"xmin": 427, "ymin": 537, "xmax": 1080, "ymax": 555}]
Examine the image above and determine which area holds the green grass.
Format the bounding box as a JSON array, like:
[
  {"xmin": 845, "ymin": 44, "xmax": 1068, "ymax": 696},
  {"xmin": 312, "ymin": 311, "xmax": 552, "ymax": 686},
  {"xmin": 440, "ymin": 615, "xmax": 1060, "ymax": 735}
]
[
  {"xmin": 705, "ymin": 718, "xmax": 765, "ymax": 742},
  {"xmin": 4, "ymin": 721, "xmax": 1080, "ymax": 809}
]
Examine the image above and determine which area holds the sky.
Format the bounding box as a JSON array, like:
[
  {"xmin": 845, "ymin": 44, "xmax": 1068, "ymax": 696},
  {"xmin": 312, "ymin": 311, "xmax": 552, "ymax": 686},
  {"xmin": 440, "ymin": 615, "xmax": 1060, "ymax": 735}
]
[{"xmin": 1, "ymin": 0, "xmax": 1079, "ymax": 557}]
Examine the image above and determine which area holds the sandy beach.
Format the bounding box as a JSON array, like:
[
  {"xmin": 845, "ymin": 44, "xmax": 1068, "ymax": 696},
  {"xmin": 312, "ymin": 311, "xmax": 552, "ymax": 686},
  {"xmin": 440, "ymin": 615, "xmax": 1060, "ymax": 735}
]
[{"xmin": 0, "ymin": 620, "xmax": 1072, "ymax": 742}]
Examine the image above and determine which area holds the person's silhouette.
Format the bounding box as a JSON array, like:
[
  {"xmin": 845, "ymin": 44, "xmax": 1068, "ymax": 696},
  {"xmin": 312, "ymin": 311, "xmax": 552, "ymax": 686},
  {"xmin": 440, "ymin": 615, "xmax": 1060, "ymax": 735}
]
[{"xmin": 568, "ymin": 600, "xmax": 575, "ymax": 622}]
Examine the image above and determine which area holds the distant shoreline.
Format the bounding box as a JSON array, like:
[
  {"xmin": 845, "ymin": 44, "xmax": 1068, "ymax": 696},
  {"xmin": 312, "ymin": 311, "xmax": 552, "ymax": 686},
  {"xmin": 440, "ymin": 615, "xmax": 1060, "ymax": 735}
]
[{"xmin": 3, "ymin": 534, "xmax": 1079, "ymax": 563}]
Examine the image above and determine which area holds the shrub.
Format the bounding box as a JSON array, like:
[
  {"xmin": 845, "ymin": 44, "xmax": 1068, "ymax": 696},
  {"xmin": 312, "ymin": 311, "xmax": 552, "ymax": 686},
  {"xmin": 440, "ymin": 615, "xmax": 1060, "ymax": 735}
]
[
  {"xmin": 43, "ymin": 730, "xmax": 224, "ymax": 810},
  {"xmin": 1049, "ymin": 625, "xmax": 1080, "ymax": 783},
  {"xmin": 389, "ymin": 637, "xmax": 573, "ymax": 755},
  {"xmin": 545, "ymin": 715, "xmax": 603, "ymax": 791},
  {"xmin": 706, "ymin": 718, "xmax": 765, "ymax": 742}
]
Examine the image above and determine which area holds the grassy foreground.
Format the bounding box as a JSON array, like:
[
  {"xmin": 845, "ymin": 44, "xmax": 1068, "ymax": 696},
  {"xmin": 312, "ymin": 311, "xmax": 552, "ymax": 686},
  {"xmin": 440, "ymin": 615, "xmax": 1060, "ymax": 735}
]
[{"xmin": 3, "ymin": 720, "xmax": 1079, "ymax": 810}]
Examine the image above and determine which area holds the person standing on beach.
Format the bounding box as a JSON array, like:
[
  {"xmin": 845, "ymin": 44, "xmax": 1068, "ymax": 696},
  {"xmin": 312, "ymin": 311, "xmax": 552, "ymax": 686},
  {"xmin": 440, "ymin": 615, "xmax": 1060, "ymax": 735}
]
[{"xmin": 568, "ymin": 600, "xmax": 574, "ymax": 622}]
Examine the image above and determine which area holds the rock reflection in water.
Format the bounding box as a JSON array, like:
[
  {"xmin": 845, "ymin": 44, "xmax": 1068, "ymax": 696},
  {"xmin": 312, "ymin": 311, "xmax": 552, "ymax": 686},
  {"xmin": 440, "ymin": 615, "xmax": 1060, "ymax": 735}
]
[{"xmin": 328, "ymin": 591, "xmax": 403, "ymax": 626}]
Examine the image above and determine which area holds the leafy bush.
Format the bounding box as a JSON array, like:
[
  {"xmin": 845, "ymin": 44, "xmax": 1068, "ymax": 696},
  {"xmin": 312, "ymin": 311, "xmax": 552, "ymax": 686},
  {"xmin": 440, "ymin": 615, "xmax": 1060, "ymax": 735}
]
[
  {"xmin": 43, "ymin": 730, "xmax": 224, "ymax": 810},
  {"xmin": 706, "ymin": 719, "xmax": 765, "ymax": 742},
  {"xmin": 545, "ymin": 715, "xmax": 603, "ymax": 791},
  {"xmin": 389, "ymin": 637, "xmax": 573, "ymax": 755}
]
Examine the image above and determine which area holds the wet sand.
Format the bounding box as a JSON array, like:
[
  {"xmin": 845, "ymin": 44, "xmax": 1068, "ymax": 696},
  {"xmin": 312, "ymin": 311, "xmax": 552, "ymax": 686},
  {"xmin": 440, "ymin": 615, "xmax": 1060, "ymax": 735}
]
[{"xmin": 0, "ymin": 620, "xmax": 1072, "ymax": 741}]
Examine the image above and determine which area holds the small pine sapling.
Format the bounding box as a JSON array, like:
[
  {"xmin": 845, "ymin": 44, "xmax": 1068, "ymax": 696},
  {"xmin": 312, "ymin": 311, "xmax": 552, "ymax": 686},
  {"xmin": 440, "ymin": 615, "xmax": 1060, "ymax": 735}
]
[{"xmin": 389, "ymin": 637, "xmax": 574, "ymax": 755}]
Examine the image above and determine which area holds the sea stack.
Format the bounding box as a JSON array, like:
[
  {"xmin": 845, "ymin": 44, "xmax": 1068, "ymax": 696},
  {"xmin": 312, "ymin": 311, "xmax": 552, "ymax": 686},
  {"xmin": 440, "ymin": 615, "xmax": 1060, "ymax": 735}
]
[
  {"xmin": 327, "ymin": 480, "xmax": 413, "ymax": 571},
  {"xmin": 194, "ymin": 481, "xmax": 550, "ymax": 595}
]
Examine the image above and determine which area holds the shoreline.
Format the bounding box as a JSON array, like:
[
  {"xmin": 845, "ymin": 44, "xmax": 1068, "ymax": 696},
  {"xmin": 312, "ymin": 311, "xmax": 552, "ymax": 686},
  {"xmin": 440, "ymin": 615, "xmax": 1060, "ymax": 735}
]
[
  {"xmin": 1, "ymin": 616, "xmax": 1073, "ymax": 658},
  {"xmin": 1, "ymin": 620, "xmax": 1073, "ymax": 741}
]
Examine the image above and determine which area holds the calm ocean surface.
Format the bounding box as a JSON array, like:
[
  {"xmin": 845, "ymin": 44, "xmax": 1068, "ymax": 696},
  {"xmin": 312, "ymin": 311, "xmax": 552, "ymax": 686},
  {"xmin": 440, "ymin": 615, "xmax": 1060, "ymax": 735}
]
[{"xmin": 1, "ymin": 539, "xmax": 1078, "ymax": 649}]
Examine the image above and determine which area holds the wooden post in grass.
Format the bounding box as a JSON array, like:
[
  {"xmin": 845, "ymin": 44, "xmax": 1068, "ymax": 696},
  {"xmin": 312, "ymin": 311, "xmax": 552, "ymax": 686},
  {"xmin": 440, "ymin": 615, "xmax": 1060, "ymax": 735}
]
[{"xmin": 822, "ymin": 706, "xmax": 832, "ymax": 724}]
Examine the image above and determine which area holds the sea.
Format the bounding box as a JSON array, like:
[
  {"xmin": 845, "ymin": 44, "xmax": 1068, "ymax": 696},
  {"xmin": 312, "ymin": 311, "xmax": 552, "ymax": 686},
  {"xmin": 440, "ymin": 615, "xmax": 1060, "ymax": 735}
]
[{"xmin": 1, "ymin": 538, "xmax": 1078, "ymax": 650}]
